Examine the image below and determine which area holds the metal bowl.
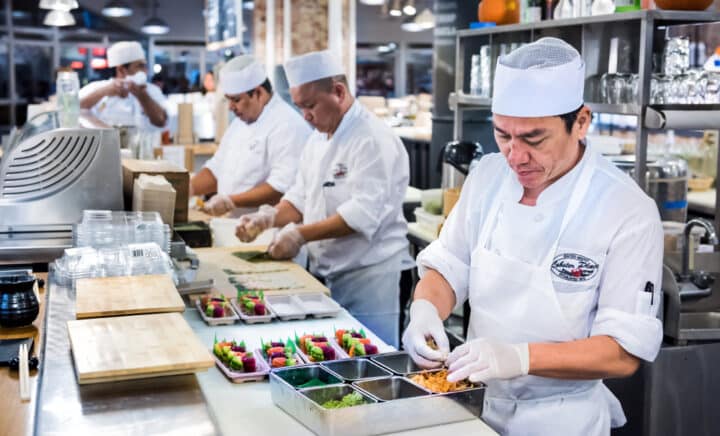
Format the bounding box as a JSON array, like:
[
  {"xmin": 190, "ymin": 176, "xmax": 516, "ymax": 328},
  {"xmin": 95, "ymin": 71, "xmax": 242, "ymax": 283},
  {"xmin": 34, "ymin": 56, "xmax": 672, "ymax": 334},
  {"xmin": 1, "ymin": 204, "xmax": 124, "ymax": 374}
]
[
  {"xmin": 272, "ymin": 364, "xmax": 343, "ymax": 389},
  {"xmin": 370, "ymin": 352, "xmax": 423, "ymax": 375}
]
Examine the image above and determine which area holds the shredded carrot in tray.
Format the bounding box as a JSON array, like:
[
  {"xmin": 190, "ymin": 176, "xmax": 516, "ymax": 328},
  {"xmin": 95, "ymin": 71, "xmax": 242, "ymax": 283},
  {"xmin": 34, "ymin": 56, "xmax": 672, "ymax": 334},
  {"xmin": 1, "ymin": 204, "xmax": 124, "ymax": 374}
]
[{"xmin": 409, "ymin": 369, "xmax": 472, "ymax": 393}]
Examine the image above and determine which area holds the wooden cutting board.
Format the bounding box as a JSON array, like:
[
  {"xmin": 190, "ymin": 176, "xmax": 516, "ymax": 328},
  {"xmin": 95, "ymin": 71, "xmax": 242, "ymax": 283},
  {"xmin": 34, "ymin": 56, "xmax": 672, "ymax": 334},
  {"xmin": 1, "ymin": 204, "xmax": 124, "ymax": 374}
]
[
  {"xmin": 67, "ymin": 312, "xmax": 214, "ymax": 384},
  {"xmin": 75, "ymin": 275, "xmax": 185, "ymax": 319}
]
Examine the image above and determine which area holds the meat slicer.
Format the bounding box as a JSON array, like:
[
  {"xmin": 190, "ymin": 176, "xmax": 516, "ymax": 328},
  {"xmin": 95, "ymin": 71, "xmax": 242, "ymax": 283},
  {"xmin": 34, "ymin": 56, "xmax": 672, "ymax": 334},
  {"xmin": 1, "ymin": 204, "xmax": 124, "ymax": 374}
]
[{"xmin": 0, "ymin": 112, "xmax": 123, "ymax": 264}]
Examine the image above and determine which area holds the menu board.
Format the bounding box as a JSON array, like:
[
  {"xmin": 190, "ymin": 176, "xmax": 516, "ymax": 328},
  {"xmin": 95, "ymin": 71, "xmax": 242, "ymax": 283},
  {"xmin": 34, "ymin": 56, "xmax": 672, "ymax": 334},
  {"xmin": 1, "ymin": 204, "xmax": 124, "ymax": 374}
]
[{"xmin": 206, "ymin": 0, "xmax": 243, "ymax": 51}]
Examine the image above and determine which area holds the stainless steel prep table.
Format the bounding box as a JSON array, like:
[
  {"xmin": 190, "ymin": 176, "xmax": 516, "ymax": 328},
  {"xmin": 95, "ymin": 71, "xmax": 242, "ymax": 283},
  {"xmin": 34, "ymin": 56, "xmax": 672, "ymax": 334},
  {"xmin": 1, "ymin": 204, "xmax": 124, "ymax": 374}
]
[{"xmin": 34, "ymin": 270, "xmax": 497, "ymax": 435}]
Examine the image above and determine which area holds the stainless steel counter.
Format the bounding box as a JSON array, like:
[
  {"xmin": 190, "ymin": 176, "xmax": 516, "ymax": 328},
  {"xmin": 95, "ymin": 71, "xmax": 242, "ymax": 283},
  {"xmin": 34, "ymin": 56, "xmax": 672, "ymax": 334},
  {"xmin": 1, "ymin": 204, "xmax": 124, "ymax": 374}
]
[
  {"xmin": 34, "ymin": 271, "xmax": 218, "ymax": 436},
  {"xmin": 34, "ymin": 269, "xmax": 497, "ymax": 436}
]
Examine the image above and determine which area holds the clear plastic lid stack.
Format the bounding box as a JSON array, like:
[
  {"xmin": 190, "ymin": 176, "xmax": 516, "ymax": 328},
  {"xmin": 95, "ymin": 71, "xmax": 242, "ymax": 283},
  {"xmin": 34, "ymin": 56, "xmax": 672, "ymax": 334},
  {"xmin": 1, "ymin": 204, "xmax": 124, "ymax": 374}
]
[
  {"xmin": 73, "ymin": 210, "xmax": 171, "ymax": 253},
  {"xmin": 54, "ymin": 243, "xmax": 174, "ymax": 286}
]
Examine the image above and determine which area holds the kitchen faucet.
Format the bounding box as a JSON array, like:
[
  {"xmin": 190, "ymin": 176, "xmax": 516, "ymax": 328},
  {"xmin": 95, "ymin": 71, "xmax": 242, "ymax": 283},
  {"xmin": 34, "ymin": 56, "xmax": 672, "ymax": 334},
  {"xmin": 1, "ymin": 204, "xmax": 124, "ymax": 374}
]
[{"xmin": 678, "ymin": 218, "xmax": 718, "ymax": 297}]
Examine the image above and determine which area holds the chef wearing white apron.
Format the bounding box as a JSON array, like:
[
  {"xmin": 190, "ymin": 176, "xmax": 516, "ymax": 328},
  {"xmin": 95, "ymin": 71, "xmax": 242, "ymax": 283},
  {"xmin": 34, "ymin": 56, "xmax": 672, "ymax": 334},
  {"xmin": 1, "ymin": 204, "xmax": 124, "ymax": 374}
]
[
  {"xmin": 79, "ymin": 41, "xmax": 167, "ymax": 130},
  {"xmin": 402, "ymin": 38, "xmax": 664, "ymax": 435},
  {"xmin": 190, "ymin": 55, "xmax": 310, "ymax": 218},
  {"xmin": 235, "ymin": 51, "xmax": 412, "ymax": 347}
]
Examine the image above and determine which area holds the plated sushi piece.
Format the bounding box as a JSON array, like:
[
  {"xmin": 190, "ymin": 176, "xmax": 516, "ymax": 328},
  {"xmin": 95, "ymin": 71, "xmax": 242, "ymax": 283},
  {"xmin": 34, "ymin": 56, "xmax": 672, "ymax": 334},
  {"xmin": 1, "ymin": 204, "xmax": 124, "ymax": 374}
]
[
  {"xmin": 260, "ymin": 338, "xmax": 302, "ymax": 368},
  {"xmin": 334, "ymin": 328, "xmax": 379, "ymax": 357},
  {"xmin": 212, "ymin": 337, "xmax": 270, "ymax": 383},
  {"xmin": 294, "ymin": 333, "xmax": 342, "ymax": 363}
]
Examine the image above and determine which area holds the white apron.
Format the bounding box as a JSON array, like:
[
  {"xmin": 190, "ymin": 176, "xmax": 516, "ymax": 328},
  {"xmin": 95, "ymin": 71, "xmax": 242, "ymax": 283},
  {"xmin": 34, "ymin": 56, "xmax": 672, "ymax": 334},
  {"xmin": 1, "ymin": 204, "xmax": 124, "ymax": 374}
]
[{"xmin": 468, "ymin": 149, "xmax": 626, "ymax": 435}]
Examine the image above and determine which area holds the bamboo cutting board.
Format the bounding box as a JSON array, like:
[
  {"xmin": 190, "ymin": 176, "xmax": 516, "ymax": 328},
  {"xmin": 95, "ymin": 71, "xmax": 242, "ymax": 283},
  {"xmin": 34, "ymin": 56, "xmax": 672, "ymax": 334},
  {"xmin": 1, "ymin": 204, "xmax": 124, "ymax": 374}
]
[
  {"xmin": 75, "ymin": 275, "xmax": 185, "ymax": 319},
  {"xmin": 67, "ymin": 313, "xmax": 214, "ymax": 384}
]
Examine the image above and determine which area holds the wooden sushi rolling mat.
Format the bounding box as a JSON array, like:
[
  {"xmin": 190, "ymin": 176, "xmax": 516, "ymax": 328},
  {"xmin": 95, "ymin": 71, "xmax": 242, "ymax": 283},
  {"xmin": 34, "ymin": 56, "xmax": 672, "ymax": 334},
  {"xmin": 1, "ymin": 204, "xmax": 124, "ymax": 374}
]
[
  {"xmin": 67, "ymin": 312, "xmax": 214, "ymax": 384},
  {"xmin": 75, "ymin": 274, "xmax": 185, "ymax": 319},
  {"xmin": 192, "ymin": 246, "xmax": 330, "ymax": 298}
]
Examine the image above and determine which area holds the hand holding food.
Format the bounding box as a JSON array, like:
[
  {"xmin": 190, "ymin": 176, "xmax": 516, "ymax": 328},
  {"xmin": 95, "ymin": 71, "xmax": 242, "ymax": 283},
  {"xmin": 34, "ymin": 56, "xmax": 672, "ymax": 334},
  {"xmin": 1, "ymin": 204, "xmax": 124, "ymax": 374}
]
[
  {"xmin": 203, "ymin": 194, "xmax": 235, "ymax": 216},
  {"xmin": 401, "ymin": 299, "xmax": 450, "ymax": 369},
  {"xmin": 445, "ymin": 338, "xmax": 529, "ymax": 383},
  {"xmin": 235, "ymin": 204, "xmax": 277, "ymax": 242},
  {"xmin": 268, "ymin": 223, "xmax": 304, "ymax": 260}
]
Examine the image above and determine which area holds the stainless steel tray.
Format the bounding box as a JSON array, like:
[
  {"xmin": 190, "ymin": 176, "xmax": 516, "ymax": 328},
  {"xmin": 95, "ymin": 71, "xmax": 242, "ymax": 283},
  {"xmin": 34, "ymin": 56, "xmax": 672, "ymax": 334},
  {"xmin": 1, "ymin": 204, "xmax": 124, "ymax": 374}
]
[
  {"xmin": 270, "ymin": 359, "xmax": 486, "ymax": 435},
  {"xmin": 320, "ymin": 358, "xmax": 393, "ymax": 382},
  {"xmin": 370, "ymin": 351, "xmax": 422, "ymax": 375}
]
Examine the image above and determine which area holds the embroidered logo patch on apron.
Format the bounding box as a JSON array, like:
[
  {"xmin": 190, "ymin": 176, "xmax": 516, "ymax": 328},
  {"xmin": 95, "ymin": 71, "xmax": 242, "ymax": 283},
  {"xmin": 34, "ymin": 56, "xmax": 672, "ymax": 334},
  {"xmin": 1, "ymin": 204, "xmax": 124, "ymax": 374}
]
[{"xmin": 551, "ymin": 253, "xmax": 599, "ymax": 282}]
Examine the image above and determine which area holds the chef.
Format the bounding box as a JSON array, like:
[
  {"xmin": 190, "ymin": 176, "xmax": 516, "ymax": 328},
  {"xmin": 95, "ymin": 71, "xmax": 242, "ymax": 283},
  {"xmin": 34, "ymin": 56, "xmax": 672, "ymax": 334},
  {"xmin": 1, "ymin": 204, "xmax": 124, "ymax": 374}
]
[
  {"xmin": 190, "ymin": 55, "xmax": 310, "ymax": 217},
  {"xmin": 235, "ymin": 50, "xmax": 412, "ymax": 347},
  {"xmin": 402, "ymin": 38, "xmax": 663, "ymax": 435},
  {"xmin": 79, "ymin": 41, "xmax": 167, "ymax": 130}
]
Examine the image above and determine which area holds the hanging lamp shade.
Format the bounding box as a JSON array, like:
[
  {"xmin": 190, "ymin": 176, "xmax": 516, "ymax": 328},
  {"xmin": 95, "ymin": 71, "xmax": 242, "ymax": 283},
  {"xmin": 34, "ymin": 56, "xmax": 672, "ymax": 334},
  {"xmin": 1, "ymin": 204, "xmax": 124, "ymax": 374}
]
[
  {"xmin": 102, "ymin": 0, "xmax": 133, "ymax": 17},
  {"xmin": 43, "ymin": 9, "xmax": 76, "ymax": 26}
]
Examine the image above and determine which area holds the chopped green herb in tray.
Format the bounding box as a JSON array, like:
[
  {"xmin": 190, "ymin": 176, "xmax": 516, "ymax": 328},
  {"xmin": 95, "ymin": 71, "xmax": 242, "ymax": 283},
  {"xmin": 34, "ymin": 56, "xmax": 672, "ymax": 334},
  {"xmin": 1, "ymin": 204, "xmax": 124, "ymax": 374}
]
[
  {"xmin": 232, "ymin": 250, "xmax": 274, "ymax": 262},
  {"xmin": 321, "ymin": 392, "xmax": 366, "ymax": 409},
  {"xmin": 296, "ymin": 378, "xmax": 328, "ymax": 389}
]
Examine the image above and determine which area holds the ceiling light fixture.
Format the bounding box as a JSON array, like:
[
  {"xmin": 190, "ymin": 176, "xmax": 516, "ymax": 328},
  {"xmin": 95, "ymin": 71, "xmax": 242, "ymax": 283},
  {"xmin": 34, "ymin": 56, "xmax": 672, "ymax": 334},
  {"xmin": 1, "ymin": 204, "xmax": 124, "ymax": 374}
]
[
  {"xmin": 401, "ymin": 19, "xmax": 423, "ymax": 32},
  {"xmin": 39, "ymin": 0, "xmax": 78, "ymax": 11},
  {"xmin": 43, "ymin": 9, "xmax": 76, "ymax": 26},
  {"xmin": 414, "ymin": 8, "xmax": 435, "ymax": 30},
  {"xmin": 102, "ymin": 0, "xmax": 133, "ymax": 17},
  {"xmin": 360, "ymin": 0, "xmax": 386, "ymax": 5},
  {"xmin": 403, "ymin": 0, "xmax": 416, "ymax": 16},
  {"xmin": 389, "ymin": 0, "xmax": 402, "ymax": 17},
  {"xmin": 142, "ymin": 1, "xmax": 170, "ymax": 35}
]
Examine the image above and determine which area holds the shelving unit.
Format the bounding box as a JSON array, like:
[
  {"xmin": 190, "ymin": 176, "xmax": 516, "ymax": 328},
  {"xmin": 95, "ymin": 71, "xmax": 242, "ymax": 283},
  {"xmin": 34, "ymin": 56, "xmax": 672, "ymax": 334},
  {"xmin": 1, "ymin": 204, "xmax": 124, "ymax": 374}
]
[{"xmin": 449, "ymin": 10, "xmax": 720, "ymax": 231}]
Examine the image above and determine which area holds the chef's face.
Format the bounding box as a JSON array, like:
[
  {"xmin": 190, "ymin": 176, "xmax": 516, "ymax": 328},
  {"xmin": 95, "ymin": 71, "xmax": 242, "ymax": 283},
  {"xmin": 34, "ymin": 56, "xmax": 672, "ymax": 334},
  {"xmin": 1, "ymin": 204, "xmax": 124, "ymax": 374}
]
[
  {"xmin": 290, "ymin": 80, "xmax": 346, "ymax": 134},
  {"xmin": 226, "ymin": 89, "xmax": 263, "ymax": 123},
  {"xmin": 117, "ymin": 60, "xmax": 147, "ymax": 78},
  {"xmin": 493, "ymin": 107, "xmax": 591, "ymax": 196}
]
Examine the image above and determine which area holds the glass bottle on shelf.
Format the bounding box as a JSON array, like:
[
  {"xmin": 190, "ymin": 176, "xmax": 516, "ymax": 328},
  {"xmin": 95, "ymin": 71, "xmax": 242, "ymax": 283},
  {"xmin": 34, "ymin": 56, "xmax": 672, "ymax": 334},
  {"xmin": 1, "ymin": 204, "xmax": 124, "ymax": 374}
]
[{"xmin": 56, "ymin": 71, "xmax": 80, "ymax": 128}]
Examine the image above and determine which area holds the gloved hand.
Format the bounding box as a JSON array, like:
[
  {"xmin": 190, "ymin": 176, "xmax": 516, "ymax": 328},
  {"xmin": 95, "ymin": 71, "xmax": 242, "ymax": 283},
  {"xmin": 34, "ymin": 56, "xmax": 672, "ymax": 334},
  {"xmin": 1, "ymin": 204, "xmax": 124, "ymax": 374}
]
[
  {"xmin": 446, "ymin": 338, "xmax": 529, "ymax": 384},
  {"xmin": 203, "ymin": 194, "xmax": 235, "ymax": 216},
  {"xmin": 401, "ymin": 300, "xmax": 450, "ymax": 369},
  {"xmin": 235, "ymin": 205, "xmax": 277, "ymax": 242},
  {"xmin": 268, "ymin": 223, "xmax": 305, "ymax": 260}
]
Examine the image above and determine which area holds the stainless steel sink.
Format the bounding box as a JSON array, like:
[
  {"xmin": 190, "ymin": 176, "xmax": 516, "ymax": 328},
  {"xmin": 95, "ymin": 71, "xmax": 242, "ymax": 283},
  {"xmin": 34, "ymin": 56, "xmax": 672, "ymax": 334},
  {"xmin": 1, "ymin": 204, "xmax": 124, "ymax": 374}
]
[
  {"xmin": 665, "ymin": 252, "xmax": 720, "ymax": 274},
  {"xmin": 679, "ymin": 312, "xmax": 720, "ymax": 340}
]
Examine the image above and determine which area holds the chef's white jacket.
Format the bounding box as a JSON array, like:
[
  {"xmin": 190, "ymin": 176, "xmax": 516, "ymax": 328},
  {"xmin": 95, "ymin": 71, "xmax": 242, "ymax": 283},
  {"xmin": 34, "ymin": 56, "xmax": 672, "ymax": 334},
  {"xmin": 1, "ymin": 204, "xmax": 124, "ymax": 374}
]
[
  {"xmin": 283, "ymin": 101, "xmax": 410, "ymax": 278},
  {"xmin": 204, "ymin": 94, "xmax": 310, "ymax": 211},
  {"xmin": 417, "ymin": 149, "xmax": 664, "ymax": 362},
  {"xmin": 79, "ymin": 79, "xmax": 168, "ymax": 131}
]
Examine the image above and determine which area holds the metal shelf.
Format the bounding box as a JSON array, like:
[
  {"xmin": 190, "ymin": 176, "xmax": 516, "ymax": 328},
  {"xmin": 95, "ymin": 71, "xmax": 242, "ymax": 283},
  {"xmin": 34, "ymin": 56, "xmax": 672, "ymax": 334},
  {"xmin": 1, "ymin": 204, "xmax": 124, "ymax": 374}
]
[
  {"xmin": 645, "ymin": 105, "xmax": 720, "ymax": 129},
  {"xmin": 456, "ymin": 10, "xmax": 720, "ymax": 38},
  {"xmin": 448, "ymin": 92, "xmax": 491, "ymax": 111},
  {"xmin": 587, "ymin": 103, "xmax": 640, "ymax": 116}
]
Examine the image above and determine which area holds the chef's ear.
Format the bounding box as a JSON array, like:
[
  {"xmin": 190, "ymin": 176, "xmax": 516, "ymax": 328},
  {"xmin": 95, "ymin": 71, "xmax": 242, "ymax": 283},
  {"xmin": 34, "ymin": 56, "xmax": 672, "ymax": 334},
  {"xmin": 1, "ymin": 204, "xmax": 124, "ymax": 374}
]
[{"xmin": 575, "ymin": 106, "xmax": 592, "ymax": 137}]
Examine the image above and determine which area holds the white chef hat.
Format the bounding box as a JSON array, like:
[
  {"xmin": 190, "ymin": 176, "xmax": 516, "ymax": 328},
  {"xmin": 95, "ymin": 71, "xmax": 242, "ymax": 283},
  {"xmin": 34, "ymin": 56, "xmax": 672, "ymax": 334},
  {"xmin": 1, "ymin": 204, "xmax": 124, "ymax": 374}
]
[
  {"xmin": 284, "ymin": 50, "xmax": 345, "ymax": 88},
  {"xmin": 107, "ymin": 41, "xmax": 146, "ymax": 68},
  {"xmin": 492, "ymin": 37, "xmax": 585, "ymax": 117},
  {"xmin": 220, "ymin": 55, "xmax": 267, "ymax": 95}
]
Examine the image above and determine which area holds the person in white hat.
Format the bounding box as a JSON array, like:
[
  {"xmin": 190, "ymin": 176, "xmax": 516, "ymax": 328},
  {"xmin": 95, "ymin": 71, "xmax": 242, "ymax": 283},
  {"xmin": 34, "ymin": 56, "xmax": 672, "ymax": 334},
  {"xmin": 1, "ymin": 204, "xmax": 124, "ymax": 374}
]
[
  {"xmin": 402, "ymin": 38, "xmax": 663, "ymax": 435},
  {"xmin": 234, "ymin": 50, "xmax": 412, "ymax": 347},
  {"xmin": 190, "ymin": 55, "xmax": 310, "ymax": 217},
  {"xmin": 79, "ymin": 41, "xmax": 167, "ymax": 129}
]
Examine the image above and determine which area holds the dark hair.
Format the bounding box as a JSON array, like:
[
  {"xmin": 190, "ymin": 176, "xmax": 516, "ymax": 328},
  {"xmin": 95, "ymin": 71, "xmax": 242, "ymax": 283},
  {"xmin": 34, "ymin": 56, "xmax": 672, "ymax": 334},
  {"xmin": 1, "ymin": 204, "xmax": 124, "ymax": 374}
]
[
  {"xmin": 308, "ymin": 75, "xmax": 349, "ymax": 93},
  {"xmin": 247, "ymin": 78, "xmax": 273, "ymax": 97},
  {"xmin": 558, "ymin": 105, "xmax": 584, "ymax": 133}
]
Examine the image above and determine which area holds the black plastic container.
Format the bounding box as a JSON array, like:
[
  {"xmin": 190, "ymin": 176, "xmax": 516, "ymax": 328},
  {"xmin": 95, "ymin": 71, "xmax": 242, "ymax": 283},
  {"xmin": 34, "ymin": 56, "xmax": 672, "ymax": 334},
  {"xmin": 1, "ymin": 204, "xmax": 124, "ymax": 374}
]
[{"xmin": 0, "ymin": 274, "xmax": 40, "ymax": 328}]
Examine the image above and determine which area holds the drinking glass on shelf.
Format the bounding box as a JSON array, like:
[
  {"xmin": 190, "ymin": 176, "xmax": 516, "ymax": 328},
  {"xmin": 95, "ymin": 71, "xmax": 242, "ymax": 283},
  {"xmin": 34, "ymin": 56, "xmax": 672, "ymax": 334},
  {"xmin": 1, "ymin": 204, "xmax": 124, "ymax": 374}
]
[
  {"xmin": 608, "ymin": 73, "xmax": 630, "ymax": 104},
  {"xmin": 624, "ymin": 74, "xmax": 639, "ymax": 104},
  {"xmin": 651, "ymin": 74, "xmax": 671, "ymax": 104},
  {"xmin": 663, "ymin": 36, "xmax": 690, "ymax": 76},
  {"xmin": 706, "ymin": 72, "xmax": 720, "ymax": 104}
]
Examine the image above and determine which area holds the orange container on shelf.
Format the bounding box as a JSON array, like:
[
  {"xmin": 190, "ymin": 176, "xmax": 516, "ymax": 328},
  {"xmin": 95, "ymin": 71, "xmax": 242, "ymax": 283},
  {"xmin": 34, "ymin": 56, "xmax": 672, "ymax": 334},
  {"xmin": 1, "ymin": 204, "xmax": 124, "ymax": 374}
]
[
  {"xmin": 478, "ymin": 0, "xmax": 520, "ymax": 25},
  {"xmin": 654, "ymin": 0, "xmax": 712, "ymax": 10}
]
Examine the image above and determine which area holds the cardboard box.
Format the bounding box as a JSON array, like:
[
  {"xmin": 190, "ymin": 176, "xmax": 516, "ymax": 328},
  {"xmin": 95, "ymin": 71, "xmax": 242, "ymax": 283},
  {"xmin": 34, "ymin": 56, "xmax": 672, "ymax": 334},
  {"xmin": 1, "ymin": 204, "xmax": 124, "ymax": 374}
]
[
  {"xmin": 132, "ymin": 174, "xmax": 177, "ymax": 227},
  {"xmin": 122, "ymin": 159, "xmax": 189, "ymax": 223}
]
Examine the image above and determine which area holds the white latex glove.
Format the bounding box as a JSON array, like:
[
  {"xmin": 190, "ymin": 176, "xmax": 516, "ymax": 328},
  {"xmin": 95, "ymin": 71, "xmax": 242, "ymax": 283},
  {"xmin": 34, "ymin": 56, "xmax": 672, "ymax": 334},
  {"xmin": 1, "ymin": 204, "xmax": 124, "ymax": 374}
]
[
  {"xmin": 235, "ymin": 204, "xmax": 277, "ymax": 242},
  {"xmin": 401, "ymin": 300, "xmax": 450, "ymax": 369},
  {"xmin": 446, "ymin": 338, "xmax": 529, "ymax": 384},
  {"xmin": 268, "ymin": 223, "xmax": 305, "ymax": 260},
  {"xmin": 203, "ymin": 194, "xmax": 235, "ymax": 216}
]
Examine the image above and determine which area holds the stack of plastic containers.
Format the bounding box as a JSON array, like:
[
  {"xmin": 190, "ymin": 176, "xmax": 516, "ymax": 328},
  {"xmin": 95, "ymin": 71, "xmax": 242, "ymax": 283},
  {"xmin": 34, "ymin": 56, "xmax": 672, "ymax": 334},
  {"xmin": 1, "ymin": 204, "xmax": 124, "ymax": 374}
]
[{"xmin": 54, "ymin": 210, "xmax": 174, "ymax": 286}]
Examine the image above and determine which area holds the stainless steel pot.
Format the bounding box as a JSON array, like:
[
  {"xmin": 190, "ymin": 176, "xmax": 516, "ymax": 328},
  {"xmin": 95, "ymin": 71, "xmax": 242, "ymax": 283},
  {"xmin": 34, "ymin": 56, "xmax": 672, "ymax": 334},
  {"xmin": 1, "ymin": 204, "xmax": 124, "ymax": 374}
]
[{"xmin": 610, "ymin": 155, "xmax": 688, "ymax": 222}]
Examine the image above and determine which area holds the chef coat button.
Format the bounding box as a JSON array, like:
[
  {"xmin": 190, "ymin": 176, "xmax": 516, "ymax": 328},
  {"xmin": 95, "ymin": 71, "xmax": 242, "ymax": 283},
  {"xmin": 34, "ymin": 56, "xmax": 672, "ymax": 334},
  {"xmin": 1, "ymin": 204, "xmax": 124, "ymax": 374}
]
[{"xmin": 534, "ymin": 214, "xmax": 544, "ymax": 222}]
